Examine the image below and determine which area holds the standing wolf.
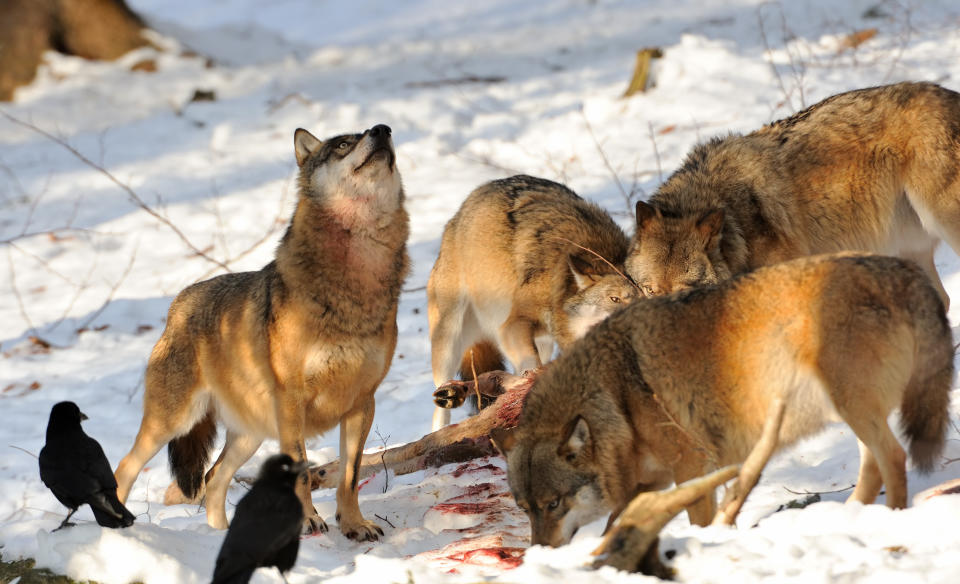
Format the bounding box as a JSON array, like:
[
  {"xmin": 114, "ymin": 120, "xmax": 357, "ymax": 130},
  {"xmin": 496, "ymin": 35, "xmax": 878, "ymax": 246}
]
[
  {"xmin": 114, "ymin": 124, "xmax": 409, "ymax": 541},
  {"xmin": 493, "ymin": 253, "xmax": 953, "ymax": 547},
  {"xmin": 428, "ymin": 175, "xmax": 637, "ymax": 430},
  {"xmin": 627, "ymin": 82, "xmax": 960, "ymax": 307}
]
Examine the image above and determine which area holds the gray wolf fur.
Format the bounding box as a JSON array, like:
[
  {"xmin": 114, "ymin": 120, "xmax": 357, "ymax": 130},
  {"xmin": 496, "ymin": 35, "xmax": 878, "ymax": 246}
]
[
  {"xmin": 627, "ymin": 82, "xmax": 960, "ymax": 308},
  {"xmin": 114, "ymin": 124, "xmax": 409, "ymax": 541},
  {"xmin": 493, "ymin": 253, "xmax": 953, "ymax": 546},
  {"xmin": 428, "ymin": 175, "xmax": 637, "ymax": 430}
]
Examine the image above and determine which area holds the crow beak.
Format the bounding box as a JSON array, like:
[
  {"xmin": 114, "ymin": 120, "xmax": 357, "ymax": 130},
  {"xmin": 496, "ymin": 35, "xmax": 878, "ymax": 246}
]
[{"xmin": 80, "ymin": 412, "xmax": 89, "ymax": 421}]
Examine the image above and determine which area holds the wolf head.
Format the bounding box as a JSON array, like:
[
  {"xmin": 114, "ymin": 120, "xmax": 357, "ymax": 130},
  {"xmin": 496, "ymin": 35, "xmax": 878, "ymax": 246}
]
[
  {"xmin": 492, "ymin": 417, "xmax": 609, "ymax": 547},
  {"xmin": 563, "ymin": 254, "xmax": 637, "ymax": 340},
  {"xmin": 625, "ymin": 201, "xmax": 724, "ymax": 297},
  {"xmin": 293, "ymin": 124, "xmax": 403, "ymax": 228}
]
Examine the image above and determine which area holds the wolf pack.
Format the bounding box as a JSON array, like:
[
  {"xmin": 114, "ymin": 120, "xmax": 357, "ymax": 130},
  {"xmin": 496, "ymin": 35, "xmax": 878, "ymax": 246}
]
[{"xmin": 39, "ymin": 81, "xmax": 960, "ymax": 580}]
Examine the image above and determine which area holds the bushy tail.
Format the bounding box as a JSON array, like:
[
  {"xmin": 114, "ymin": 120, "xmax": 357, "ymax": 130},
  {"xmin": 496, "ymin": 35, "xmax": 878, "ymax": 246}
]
[
  {"xmin": 900, "ymin": 286, "xmax": 955, "ymax": 473},
  {"xmin": 459, "ymin": 340, "xmax": 507, "ymax": 412},
  {"xmin": 458, "ymin": 339, "xmax": 506, "ymax": 380},
  {"xmin": 167, "ymin": 408, "xmax": 217, "ymax": 499}
]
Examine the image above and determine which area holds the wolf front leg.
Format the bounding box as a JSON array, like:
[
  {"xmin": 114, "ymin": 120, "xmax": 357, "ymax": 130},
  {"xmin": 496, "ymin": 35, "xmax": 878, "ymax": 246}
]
[
  {"xmin": 336, "ymin": 396, "xmax": 383, "ymax": 542},
  {"xmin": 275, "ymin": 389, "xmax": 326, "ymax": 534}
]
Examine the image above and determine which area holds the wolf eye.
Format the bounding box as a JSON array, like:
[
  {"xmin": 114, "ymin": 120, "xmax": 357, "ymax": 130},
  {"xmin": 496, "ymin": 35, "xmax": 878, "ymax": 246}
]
[
  {"xmin": 609, "ymin": 296, "xmax": 621, "ymax": 303},
  {"xmin": 547, "ymin": 498, "xmax": 560, "ymax": 511},
  {"xmin": 337, "ymin": 141, "xmax": 349, "ymax": 149},
  {"xmin": 641, "ymin": 284, "xmax": 655, "ymax": 297}
]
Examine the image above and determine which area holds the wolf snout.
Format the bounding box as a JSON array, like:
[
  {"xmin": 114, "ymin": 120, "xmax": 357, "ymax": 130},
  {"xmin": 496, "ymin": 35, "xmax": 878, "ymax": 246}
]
[{"xmin": 367, "ymin": 124, "xmax": 391, "ymax": 138}]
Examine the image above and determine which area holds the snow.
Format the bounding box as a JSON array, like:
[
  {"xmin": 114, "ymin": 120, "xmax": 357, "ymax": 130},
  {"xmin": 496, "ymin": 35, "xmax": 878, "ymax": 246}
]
[{"xmin": 2, "ymin": 0, "xmax": 960, "ymax": 582}]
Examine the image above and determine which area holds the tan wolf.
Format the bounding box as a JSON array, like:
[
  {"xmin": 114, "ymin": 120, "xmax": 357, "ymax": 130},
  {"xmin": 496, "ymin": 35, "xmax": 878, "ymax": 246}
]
[
  {"xmin": 626, "ymin": 82, "xmax": 960, "ymax": 307},
  {"xmin": 113, "ymin": 124, "xmax": 409, "ymax": 541},
  {"xmin": 428, "ymin": 175, "xmax": 637, "ymax": 430},
  {"xmin": 492, "ymin": 253, "xmax": 953, "ymax": 547}
]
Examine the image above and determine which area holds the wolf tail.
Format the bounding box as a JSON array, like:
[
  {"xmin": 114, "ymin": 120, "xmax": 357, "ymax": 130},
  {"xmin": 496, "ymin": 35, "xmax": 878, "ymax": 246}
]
[
  {"xmin": 167, "ymin": 407, "xmax": 217, "ymax": 500},
  {"xmin": 899, "ymin": 280, "xmax": 954, "ymax": 473},
  {"xmin": 458, "ymin": 339, "xmax": 506, "ymax": 380}
]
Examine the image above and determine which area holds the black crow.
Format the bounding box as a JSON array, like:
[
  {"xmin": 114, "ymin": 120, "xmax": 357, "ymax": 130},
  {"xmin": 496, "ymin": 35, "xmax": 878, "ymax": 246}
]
[
  {"xmin": 211, "ymin": 454, "xmax": 307, "ymax": 584},
  {"xmin": 39, "ymin": 401, "xmax": 136, "ymax": 530}
]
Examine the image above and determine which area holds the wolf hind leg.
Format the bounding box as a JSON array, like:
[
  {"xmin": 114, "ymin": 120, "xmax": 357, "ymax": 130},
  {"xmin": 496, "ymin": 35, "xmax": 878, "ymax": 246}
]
[
  {"xmin": 203, "ymin": 430, "xmax": 262, "ymax": 529},
  {"xmin": 847, "ymin": 440, "xmax": 884, "ymax": 504},
  {"xmin": 114, "ymin": 363, "xmax": 211, "ymax": 504},
  {"xmin": 430, "ymin": 301, "xmax": 484, "ymax": 431}
]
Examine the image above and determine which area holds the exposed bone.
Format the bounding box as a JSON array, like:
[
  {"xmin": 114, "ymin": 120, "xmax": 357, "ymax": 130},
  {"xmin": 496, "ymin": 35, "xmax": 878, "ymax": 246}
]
[
  {"xmin": 713, "ymin": 397, "xmax": 786, "ymax": 526},
  {"xmin": 592, "ymin": 465, "xmax": 740, "ymax": 577},
  {"xmin": 309, "ymin": 371, "xmax": 532, "ymax": 490}
]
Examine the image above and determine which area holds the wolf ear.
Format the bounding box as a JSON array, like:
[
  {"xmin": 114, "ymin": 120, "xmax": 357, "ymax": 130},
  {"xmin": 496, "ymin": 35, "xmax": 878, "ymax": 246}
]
[
  {"xmin": 695, "ymin": 209, "xmax": 724, "ymax": 248},
  {"xmin": 635, "ymin": 200, "xmax": 660, "ymax": 232},
  {"xmin": 490, "ymin": 426, "xmax": 519, "ymax": 456},
  {"xmin": 558, "ymin": 415, "xmax": 592, "ymax": 462},
  {"xmin": 294, "ymin": 128, "xmax": 323, "ymax": 167},
  {"xmin": 568, "ymin": 254, "xmax": 600, "ymax": 290}
]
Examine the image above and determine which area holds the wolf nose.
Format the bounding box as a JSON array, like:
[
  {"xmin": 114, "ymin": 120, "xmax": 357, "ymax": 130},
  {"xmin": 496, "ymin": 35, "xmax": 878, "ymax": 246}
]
[{"xmin": 368, "ymin": 124, "xmax": 391, "ymax": 138}]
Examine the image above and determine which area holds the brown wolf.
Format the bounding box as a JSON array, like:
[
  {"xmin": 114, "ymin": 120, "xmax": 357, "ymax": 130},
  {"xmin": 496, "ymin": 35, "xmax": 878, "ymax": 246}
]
[
  {"xmin": 428, "ymin": 175, "xmax": 637, "ymax": 430},
  {"xmin": 492, "ymin": 253, "xmax": 953, "ymax": 546},
  {"xmin": 626, "ymin": 82, "xmax": 960, "ymax": 307},
  {"xmin": 113, "ymin": 124, "xmax": 409, "ymax": 541}
]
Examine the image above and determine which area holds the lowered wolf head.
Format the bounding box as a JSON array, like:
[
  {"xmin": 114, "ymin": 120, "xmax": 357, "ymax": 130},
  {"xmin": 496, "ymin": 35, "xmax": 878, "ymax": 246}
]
[
  {"xmin": 492, "ymin": 417, "xmax": 610, "ymax": 547},
  {"xmin": 294, "ymin": 124, "xmax": 403, "ymax": 228},
  {"xmin": 625, "ymin": 200, "xmax": 725, "ymax": 297},
  {"xmin": 562, "ymin": 254, "xmax": 637, "ymax": 341}
]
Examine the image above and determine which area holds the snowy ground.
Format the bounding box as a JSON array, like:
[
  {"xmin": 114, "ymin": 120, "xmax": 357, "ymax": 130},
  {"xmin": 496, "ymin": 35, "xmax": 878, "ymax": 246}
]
[{"xmin": 3, "ymin": 0, "xmax": 960, "ymax": 582}]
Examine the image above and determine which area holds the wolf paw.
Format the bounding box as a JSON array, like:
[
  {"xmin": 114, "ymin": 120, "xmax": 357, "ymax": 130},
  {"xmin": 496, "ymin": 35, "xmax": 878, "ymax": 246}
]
[
  {"xmin": 433, "ymin": 384, "xmax": 467, "ymax": 409},
  {"xmin": 339, "ymin": 517, "xmax": 384, "ymax": 542},
  {"xmin": 302, "ymin": 514, "xmax": 328, "ymax": 535}
]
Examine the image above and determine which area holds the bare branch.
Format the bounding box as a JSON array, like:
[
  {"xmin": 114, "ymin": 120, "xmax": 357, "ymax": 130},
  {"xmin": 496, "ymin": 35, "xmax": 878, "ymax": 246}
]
[{"xmin": 0, "ymin": 109, "xmax": 230, "ymax": 272}]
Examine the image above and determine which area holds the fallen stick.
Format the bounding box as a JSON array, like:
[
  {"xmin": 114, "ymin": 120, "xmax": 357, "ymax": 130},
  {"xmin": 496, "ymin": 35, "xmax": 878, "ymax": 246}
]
[{"xmin": 309, "ymin": 371, "xmax": 532, "ymax": 490}]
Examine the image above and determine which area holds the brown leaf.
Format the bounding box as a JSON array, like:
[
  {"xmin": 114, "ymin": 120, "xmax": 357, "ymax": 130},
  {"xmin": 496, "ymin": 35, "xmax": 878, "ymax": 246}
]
[
  {"xmin": 136, "ymin": 324, "xmax": 154, "ymax": 334},
  {"xmin": 840, "ymin": 28, "xmax": 878, "ymax": 50},
  {"xmin": 658, "ymin": 124, "xmax": 677, "ymax": 135},
  {"xmin": 130, "ymin": 59, "xmax": 157, "ymax": 73},
  {"xmin": 27, "ymin": 381, "xmax": 41, "ymax": 391}
]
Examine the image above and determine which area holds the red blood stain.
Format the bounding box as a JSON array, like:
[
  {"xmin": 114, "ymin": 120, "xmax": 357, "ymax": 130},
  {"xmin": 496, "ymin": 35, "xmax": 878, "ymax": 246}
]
[
  {"xmin": 452, "ymin": 462, "xmax": 504, "ymax": 478},
  {"xmin": 431, "ymin": 501, "xmax": 500, "ymax": 515},
  {"xmin": 447, "ymin": 547, "xmax": 525, "ymax": 569}
]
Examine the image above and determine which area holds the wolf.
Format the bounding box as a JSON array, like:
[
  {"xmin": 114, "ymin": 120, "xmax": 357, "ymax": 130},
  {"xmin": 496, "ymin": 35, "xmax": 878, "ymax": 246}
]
[
  {"xmin": 113, "ymin": 124, "xmax": 409, "ymax": 541},
  {"xmin": 428, "ymin": 175, "xmax": 637, "ymax": 430},
  {"xmin": 626, "ymin": 82, "xmax": 960, "ymax": 307},
  {"xmin": 492, "ymin": 253, "xmax": 953, "ymax": 547}
]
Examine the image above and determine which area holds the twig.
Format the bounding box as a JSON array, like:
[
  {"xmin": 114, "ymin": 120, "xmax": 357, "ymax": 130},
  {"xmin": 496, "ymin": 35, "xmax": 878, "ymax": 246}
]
[
  {"xmin": 469, "ymin": 348, "xmax": 481, "ymax": 411},
  {"xmin": 9, "ymin": 444, "xmax": 38, "ymax": 459},
  {"xmin": 580, "ymin": 107, "xmax": 629, "ymax": 204},
  {"xmin": 647, "ymin": 122, "xmax": 663, "ymax": 184},
  {"xmin": 374, "ymin": 513, "xmax": 396, "ymax": 529},
  {"xmin": 783, "ymin": 484, "xmax": 854, "ymax": 496},
  {"xmin": 553, "ymin": 236, "xmax": 639, "ymax": 290},
  {"xmin": 0, "ymin": 109, "xmax": 230, "ymax": 272},
  {"xmin": 652, "ymin": 394, "xmax": 718, "ymax": 468},
  {"xmin": 6, "ymin": 246, "xmax": 37, "ymax": 336},
  {"xmin": 77, "ymin": 239, "xmax": 140, "ymax": 330},
  {"xmin": 373, "ymin": 428, "xmax": 391, "ymax": 494}
]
